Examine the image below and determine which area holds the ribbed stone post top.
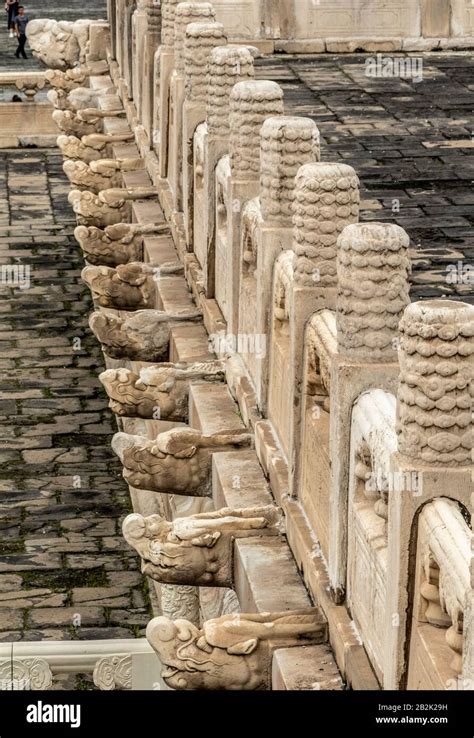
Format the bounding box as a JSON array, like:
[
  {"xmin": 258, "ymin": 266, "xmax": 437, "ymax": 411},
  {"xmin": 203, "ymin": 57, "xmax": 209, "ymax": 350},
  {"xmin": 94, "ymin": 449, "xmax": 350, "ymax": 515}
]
[
  {"xmin": 174, "ymin": 3, "xmax": 216, "ymax": 74},
  {"xmin": 229, "ymin": 81, "xmax": 284, "ymax": 180},
  {"xmin": 184, "ymin": 22, "xmax": 227, "ymax": 103},
  {"xmin": 397, "ymin": 299, "xmax": 474, "ymax": 467},
  {"xmin": 162, "ymin": 0, "xmax": 180, "ymax": 46},
  {"xmin": 259, "ymin": 116, "xmax": 320, "ymax": 226},
  {"xmin": 292, "ymin": 162, "xmax": 360, "ymax": 286},
  {"xmin": 336, "ymin": 222, "xmax": 410, "ymax": 362},
  {"xmin": 206, "ymin": 46, "xmax": 255, "ymax": 138}
]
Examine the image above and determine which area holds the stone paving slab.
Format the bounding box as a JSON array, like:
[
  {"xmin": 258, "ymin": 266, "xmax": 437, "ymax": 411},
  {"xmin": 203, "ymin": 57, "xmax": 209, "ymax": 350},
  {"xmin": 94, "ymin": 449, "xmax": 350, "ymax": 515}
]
[
  {"xmin": 0, "ymin": 150, "xmax": 151, "ymax": 686},
  {"xmin": 256, "ymin": 53, "xmax": 474, "ymax": 305}
]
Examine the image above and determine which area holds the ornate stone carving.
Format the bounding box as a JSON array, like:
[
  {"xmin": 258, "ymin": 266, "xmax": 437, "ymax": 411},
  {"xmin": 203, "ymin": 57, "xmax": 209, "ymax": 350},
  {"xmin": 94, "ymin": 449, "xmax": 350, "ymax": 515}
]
[
  {"xmin": 89, "ymin": 307, "xmax": 202, "ymax": 361},
  {"xmin": 82, "ymin": 263, "xmax": 158, "ymax": 310},
  {"xmin": 207, "ymin": 46, "xmax": 255, "ymax": 138},
  {"xmin": 69, "ymin": 187, "xmax": 157, "ymax": 227},
  {"xmin": 14, "ymin": 76, "xmax": 47, "ymax": 101},
  {"xmin": 112, "ymin": 427, "xmax": 253, "ymax": 495},
  {"xmin": 161, "ymin": 584, "xmax": 200, "ymax": 624},
  {"xmin": 174, "ymin": 3, "xmax": 216, "ymax": 75},
  {"xmin": 44, "ymin": 62, "xmax": 109, "ymax": 91},
  {"xmin": 260, "ymin": 117, "xmax": 320, "ymax": 225},
  {"xmin": 293, "ymin": 162, "xmax": 360, "ymax": 286},
  {"xmin": 147, "ymin": 609, "xmax": 326, "ymax": 689},
  {"xmin": 397, "ymin": 300, "xmax": 474, "ymax": 466},
  {"xmin": 99, "ymin": 360, "xmax": 225, "ymax": 419},
  {"xmin": 0, "ymin": 658, "xmax": 53, "ymax": 690},
  {"xmin": 241, "ymin": 197, "xmax": 261, "ymax": 276},
  {"xmin": 63, "ymin": 159, "xmax": 121, "ymax": 192},
  {"xmin": 162, "ymin": 0, "xmax": 180, "ymax": 46},
  {"xmin": 184, "ymin": 22, "xmax": 227, "ymax": 104},
  {"xmin": 48, "ymin": 86, "xmax": 113, "ymax": 112},
  {"xmin": 26, "ymin": 18, "xmax": 92, "ymax": 69},
  {"xmin": 273, "ymin": 250, "xmax": 294, "ymax": 322},
  {"xmin": 229, "ymin": 81, "xmax": 284, "ymax": 181},
  {"xmin": 74, "ymin": 223, "xmax": 168, "ymax": 266},
  {"xmin": 57, "ymin": 132, "xmax": 135, "ymax": 163},
  {"xmin": 93, "ymin": 655, "xmax": 132, "ymax": 690},
  {"xmin": 336, "ymin": 222, "xmax": 410, "ymax": 361},
  {"xmin": 123, "ymin": 505, "xmax": 280, "ymax": 586},
  {"xmin": 52, "ymin": 110, "xmax": 101, "ymax": 137}
]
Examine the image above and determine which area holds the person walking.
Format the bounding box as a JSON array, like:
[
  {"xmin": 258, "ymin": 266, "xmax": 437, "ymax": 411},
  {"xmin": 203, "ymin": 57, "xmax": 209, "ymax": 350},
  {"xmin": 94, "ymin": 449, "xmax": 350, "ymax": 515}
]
[
  {"xmin": 14, "ymin": 5, "xmax": 29, "ymax": 59},
  {"xmin": 5, "ymin": 0, "xmax": 19, "ymax": 38}
]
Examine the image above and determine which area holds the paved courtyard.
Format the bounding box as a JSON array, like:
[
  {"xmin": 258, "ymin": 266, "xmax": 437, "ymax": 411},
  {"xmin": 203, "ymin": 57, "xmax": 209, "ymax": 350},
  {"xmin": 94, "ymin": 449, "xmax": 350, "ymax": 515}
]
[
  {"xmin": 0, "ymin": 150, "xmax": 151, "ymax": 670},
  {"xmin": 256, "ymin": 53, "xmax": 474, "ymax": 305}
]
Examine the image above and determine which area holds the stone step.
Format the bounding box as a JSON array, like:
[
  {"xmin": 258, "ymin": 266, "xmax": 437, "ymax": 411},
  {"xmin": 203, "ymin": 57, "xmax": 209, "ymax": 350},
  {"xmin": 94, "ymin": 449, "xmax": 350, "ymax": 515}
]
[
  {"xmin": 143, "ymin": 235, "xmax": 176, "ymax": 265},
  {"xmin": 143, "ymin": 418, "xmax": 186, "ymax": 438},
  {"xmin": 169, "ymin": 324, "xmax": 214, "ymax": 364},
  {"xmin": 272, "ymin": 645, "xmax": 344, "ymax": 691},
  {"xmin": 132, "ymin": 200, "xmax": 165, "ymax": 226},
  {"xmin": 211, "ymin": 449, "xmax": 273, "ymax": 509},
  {"xmin": 111, "ymin": 142, "xmax": 141, "ymax": 160},
  {"xmin": 122, "ymin": 170, "xmax": 151, "ymax": 188},
  {"xmin": 98, "ymin": 95, "xmax": 123, "ymax": 113},
  {"xmin": 89, "ymin": 75, "xmax": 114, "ymax": 91},
  {"xmin": 103, "ymin": 117, "xmax": 131, "ymax": 136},
  {"xmin": 156, "ymin": 275, "xmax": 195, "ymax": 313},
  {"xmin": 189, "ymin": 383, "xmax": 245, "ymax": 434},
  {"xmin": 234, "ymin": 537, "xmax": 315, "ymax": 613}
]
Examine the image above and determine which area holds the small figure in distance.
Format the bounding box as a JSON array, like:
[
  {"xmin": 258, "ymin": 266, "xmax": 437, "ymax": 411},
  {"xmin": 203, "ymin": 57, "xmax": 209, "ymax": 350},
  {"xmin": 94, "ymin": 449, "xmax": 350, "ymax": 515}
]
[
  {"xmin": 14, "ymin": 4, "xmax": 29, "ymax": 59},
  {"xmin": 5, "ymin": 0, "xmax": 19, "ymax": 39}
]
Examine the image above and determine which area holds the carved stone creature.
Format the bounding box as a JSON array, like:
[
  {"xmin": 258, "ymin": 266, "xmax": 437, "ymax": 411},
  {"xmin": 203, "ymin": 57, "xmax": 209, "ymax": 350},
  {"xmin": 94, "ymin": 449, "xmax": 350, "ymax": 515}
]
[
  {"xmin": 147, "ymin": 609, "xmax": 326, "ymax": 689},
  {"xmin": 74, "ymin": 223, "xmax": 169, "ymax": 266},
  {"xmin": 112, "ymin": 427, "xmax": 253, "ymax": 495},
  {"xmin": 63, "ymin": 158, "xmax": 144, "ymax": 193},
  {"xmin": 81, "ymin": 263, "xmax": 158, "ymax": 310},
  {"xmin": 47, "ymin": 86, "xmax": 113, "ymax": 111},
  {"xmin": 26, "ymin": 18, "xmax": 92, "ymax": 70},
  {"xmin": 99, "ymin": 360, "xmax": 225, "ymax": 419},
  {"xmin": 397, "ymin": 300, "xmax": 474, "ymax": 466},
  {"xmin": 52, "ymin": 108, "xmax": 124, "ymax": 137},
  {"xmin": 44, "ymin": 62, "xmax": 108, "ymax": 91},
  {"xmin": 69, "ymin": 189, "xmax": 128, "ymax": 226},
  {"xmin": 57, "ymin": 132, "xmax": 135, "ymax": 163},
  {"xmin": 63, "ymin": 160, "xmax": 121, "ymax": 192},
  {"xmin": 89, "ymin": 308, "xmax": 202, "ymax": 361},
  {"xmin": 52, "ymin": 110, "xmax": 101, "ymax": 137},
  {"xmin": 69, "ymin": 187, "xmax": 156, "ymax": 227},
  {"xmin": 123, "ymin": 505, "xmax": 280, "ymax": 586}
]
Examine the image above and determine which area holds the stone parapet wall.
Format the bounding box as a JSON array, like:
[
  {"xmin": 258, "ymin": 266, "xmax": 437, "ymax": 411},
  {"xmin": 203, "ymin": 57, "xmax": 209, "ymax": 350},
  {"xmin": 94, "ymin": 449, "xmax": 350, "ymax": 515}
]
[{"xmin": 37, "ymin": 0, "xmax": 474, "ymax": 693}]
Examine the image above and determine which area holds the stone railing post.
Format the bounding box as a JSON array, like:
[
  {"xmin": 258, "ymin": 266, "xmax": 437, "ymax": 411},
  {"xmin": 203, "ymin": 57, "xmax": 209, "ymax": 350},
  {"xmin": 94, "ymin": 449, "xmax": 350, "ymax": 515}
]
[
  {"xmin": 252, "ymin": 117, "xmax": 320, "ymax": 411},
  {"xmin": 287, "ymin": 163, "xmax": 359, "ymax": 502},
  {"xmin": 397, "ymin": 300, "xmax": 473, "ymax": 467},
  {"xmin": 224, "ymin": 80, "xmax": 284, "ymax": 334},
  {"xmin": 182, "ymin": 21, "xmax": 227, "ymax": 246},
  {"xmin": 327, "ymin": 222, "xmax": 409, "ymax": 599},
  {"xmin": 133, "ymin": 0, "xmax": 161, "ymax": 141},
  {"xmin": 336, "ymin": 223, "xmax": 410, "ymax": 362},
  {"xmin": 384, "ymin": 299, "xmax": 474, "ymax": 689},
  {"xmin": 167, "ymin": 2, "xmax": 216, "ymax": 208},
  {"xmin": 198, "ymin": 45, "xmax": 254, "ymax": 294}
]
